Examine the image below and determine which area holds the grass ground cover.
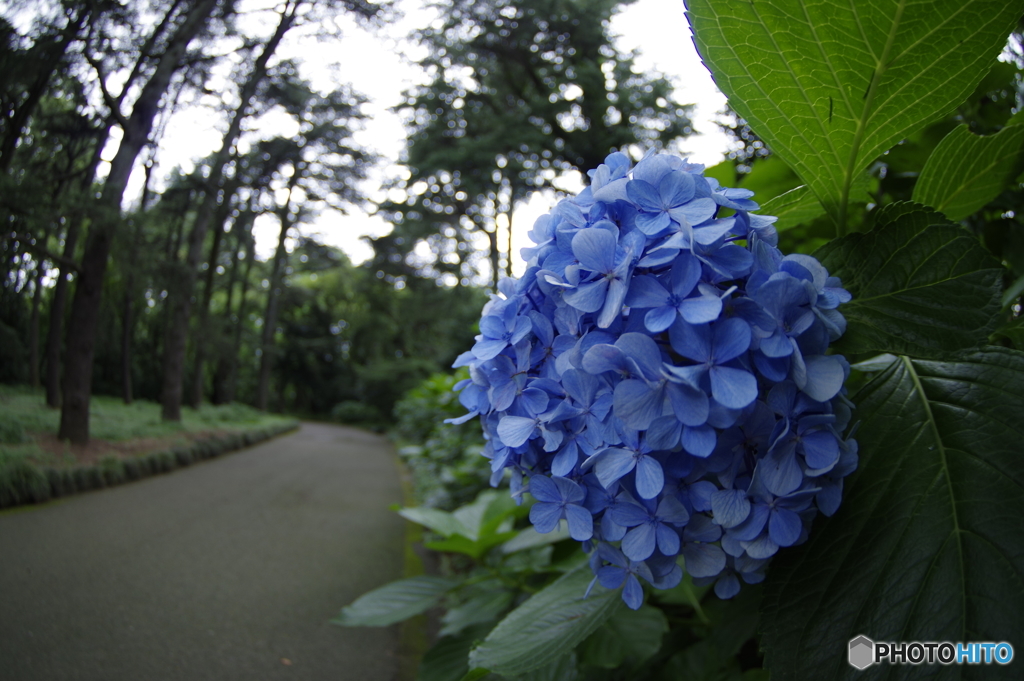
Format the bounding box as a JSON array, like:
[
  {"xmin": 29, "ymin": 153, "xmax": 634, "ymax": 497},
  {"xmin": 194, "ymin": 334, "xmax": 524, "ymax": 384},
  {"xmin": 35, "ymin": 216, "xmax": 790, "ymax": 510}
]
[{"xmin": 0, "ymin": 385, "xmax": 298, "ymax": 509}]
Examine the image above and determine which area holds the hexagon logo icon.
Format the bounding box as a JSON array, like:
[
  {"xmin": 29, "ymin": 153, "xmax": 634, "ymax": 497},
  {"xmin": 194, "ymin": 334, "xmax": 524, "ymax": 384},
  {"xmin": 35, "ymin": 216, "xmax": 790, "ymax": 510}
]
[{"xmin": 849, "ymin": 635, "xmax": 874, "ymax": 670}]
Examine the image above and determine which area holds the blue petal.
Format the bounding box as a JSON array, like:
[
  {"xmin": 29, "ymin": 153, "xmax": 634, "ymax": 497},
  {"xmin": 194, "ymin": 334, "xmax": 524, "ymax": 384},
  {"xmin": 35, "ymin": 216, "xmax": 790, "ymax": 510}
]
[
  {"xmin": 679, "ymin": 296, "xmax": 722, "ymax": 325},
  {"xmin": 597, "ymin": 565, "xmax": 626, "ymax": 589},
  {"xmin": 682, "ymin": 424, "xmax": 717, "ymax": 457},
  {"xmin": 801, "ymin": 430, "xmax": 840, "ymax": 470},
  {"xmin": 682, "ymin": 543, "xmax": 726, "ymax": 578},
  {"xmin": 510, "ymin": 315, "xmax": 533, "ymax": 344},
  {"xmin": 479, "ymin": 315, "xmax": 508, "ymax": 339},
  {"xmin": 564, "ymin": 504, "xmax": 594, "ymax": 541},
  {"xmin": 497, "ymin": 416, "xmax": 537, "ymax": 447},
  {"xmin": 528, "ymin": 501, "xmax": 562, "ymax": 534},
  {"xmin": 572, "ymin": 228, "xmax": 617, "ymax": 273},
  {"xmin": 711, "ymin": 488, "xmax": 750, "ymax": 529},
  {"xmin": 712, "ymin": 318, "xmax": 751, "ymax": 363},
  {"xmin": 472, "ymin": 338, "xmax": 508, "ymax": 360},
  {"xmin": 550, "ymin": 441, "xmax": 579, "ymax": 477},
  {"xmin": 597, "ymin": 276, "xmax": 629, "ymax": 328},
  {"xmin": 552, "ymin": 476, "xmax": 586, "ymax": 504},
  {"xmin": 622, "ymin": 574, "xmax": 645, "ymax": 610},
  {"xmin": 595, "ymin": 447, "xmax": 637, "ymax": 489},
  {"xmin": 614, "ymin": 379, "xmax": 666, "ymax": 431},
  {"xmin": 646, "ymin": 415, "xmax": 681, "ymax": 450},
  {"xmin": 626, "ymin": 178, "xmax": 664, "ymax": 212},
  {"xmin": 582, "ymin": 344, "xmax": 628, "ymax": 376},
  {"xmin": 709, "ymin": 366, "xmax": 758, "ymax": 409},
  {"xmin": 645, "ymin": 306, "xmax": 678, "ymax": 333},
  {"xmin": 656, "ymin": 523, "xmax": 681, "ymax": 556},
  {"xmin": 529, "ymin": 474, "xmax": 561, "ymax": 503},
  {"xmin": 743, "ymin": 532, "xmax": 779, "ymax": 559},
  {"xmin": 622, "ymin": 523, "xmax": 657, "ymax": 561},
  {"xmin": 669, "ymin": 319, "xmax": 711, "ymax": 362},
  {"xmin": 626, "ymin": 275, "xmax": 671, "ymax": 309},
  {"xmin": 616, "ymin": 332, "xmax": 663, "ymax": 380},
  {"xmin": 768, "ymin": 507, "xmax": 802, "ymax": 547},
  {"xmin": 692, "ymin": 215, "xmax": 735, "ymax": 244},
  {"xmin": 609, "ymin": 499, "xmax": 649, "ymax": 527},
  {"xmin": 564, "ymin": 279, "xmax": 608, "ymax": 313},
  {"xmin": 635, "ymin": 456, "xmax": 665, "ymax": 499},
  {"xmin": 666, "ymin": 380, "xmax": 709, "ymax": 427},
  {"xmin": 799, "ymin": 354, "xmax": 845, "ymax": 402},
  {"xmin": 659, "ymin": 169, "xmax": 695, "ymax": 206},
  {"xmin": 672, "ymin": 198, "xmax": 718, "ymax": 227},
  {"xmin": 714, "ymin": 573, "xmax": 740, "ymax": 599},
  {"xmin": 758, "ymin": 444, "xmax": 803, "ymax": 497}
]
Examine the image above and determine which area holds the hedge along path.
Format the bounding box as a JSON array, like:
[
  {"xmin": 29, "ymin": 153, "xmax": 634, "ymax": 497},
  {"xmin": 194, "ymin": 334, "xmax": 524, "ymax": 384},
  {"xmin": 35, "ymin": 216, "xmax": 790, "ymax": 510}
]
[{"xmin": 0, "ymin": 422, "xmax": 408, "ymax": 681}]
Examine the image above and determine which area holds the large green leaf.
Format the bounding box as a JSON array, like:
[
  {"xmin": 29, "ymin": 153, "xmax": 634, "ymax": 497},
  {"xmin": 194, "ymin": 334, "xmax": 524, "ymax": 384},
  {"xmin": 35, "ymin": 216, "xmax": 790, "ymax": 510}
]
[
  {"xmin": 468, "ymin": 565, "xmax": 622, "ymax": 676},
  {"xmin": 398, "ymin": 506, "xmax": 471, "ymax": 538},
  {"xmin": 577, "ymin": 604, "xmax": 669, "ymax": 669},
  {"xmin": 816, "ymin": 202, "xmax": 1002, "ymax": 358},
  {"xmin": 333, "ymin": 575, "xmax": 459, "ymax": 627},
  {"xmin": 913, "ymin": 124, "xmax": 1024, "ymax": 221},
  {"xmin": 760, "ymin": 347, "xmax": 1024, "ymax": 680},
  {"xmin": 686, "ymin": 0, "xmax": 1023, "ymax": 231}
]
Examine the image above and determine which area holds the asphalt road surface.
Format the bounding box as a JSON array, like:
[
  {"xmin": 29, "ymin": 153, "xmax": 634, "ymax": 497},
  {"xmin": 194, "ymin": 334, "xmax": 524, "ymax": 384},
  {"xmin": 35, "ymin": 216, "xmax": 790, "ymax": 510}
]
[{"xmin": 0, "ymin": 423, "xmax": 407, "ymax": 681}]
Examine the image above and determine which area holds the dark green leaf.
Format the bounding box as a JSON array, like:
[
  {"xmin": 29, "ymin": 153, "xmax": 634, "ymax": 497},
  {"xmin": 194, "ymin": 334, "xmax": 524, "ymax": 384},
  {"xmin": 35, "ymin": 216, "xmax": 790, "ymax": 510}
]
[
  {"xmin": 760, "ymin": 347, "xmax": 1024, "ymax": 680},
  {"xmin": 578, "ymin": 604, "xmax": 668, "ymax": 669},
  {"xmin": 686, "ymin": 0, "xmax": 1023, "ymax": 229},
  {"xmin": 333, "ymin": 576, "xmax": 459, "ymax": 627},
  {"xmin": 991, "ymin": 316, "xmax": 1024, "ymax": 351},
  {"xmin": 500, "ymin": 522, "xmax": 572, "ymax": 553},
  {"xmin": 397, "ymin": 506, "xmax": 470, "ymax": 538},
  {"xmin": 913, "ymin": 124, "xmax": 1024, "ymax": 221},
  {"xmin": 761, "ymin": 186, "xmax": 826, "ymax": 230},
  {"xmin": 468, "ymin": 565, "xmax": 621, "ymax": 676},
  {"xmin": 441, "ymin": 585, "xmax": 516, "ymax": 637},
  {"xmin": 816, "ymin": 202, "xmax": 1002, "ymax": 358},
  {"xmin": 419, "ymin": 624, "xmax": 494, "ymax": 681}
]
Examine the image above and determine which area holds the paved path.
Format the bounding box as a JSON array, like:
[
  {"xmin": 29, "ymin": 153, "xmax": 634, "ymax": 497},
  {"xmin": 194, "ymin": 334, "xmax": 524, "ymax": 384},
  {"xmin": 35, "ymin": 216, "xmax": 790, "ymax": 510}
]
[{"xmin": 0, "ymin": 423, "xmax": 407, "ymax": 681}]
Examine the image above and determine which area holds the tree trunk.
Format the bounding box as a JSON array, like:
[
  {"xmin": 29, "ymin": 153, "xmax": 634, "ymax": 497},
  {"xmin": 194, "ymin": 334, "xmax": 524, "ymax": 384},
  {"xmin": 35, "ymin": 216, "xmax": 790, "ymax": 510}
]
[
  {"xmin": 28, "ymin": 261, "xmax": 45, "ymax": 389},
  {"xmin": 58, "ymin": 0, "xmax": 219, "ymax": 444},
  {"xmin": 187, "ymin": 189, "xmax": 233, "ymax": 408},
  {"xmin": 44, "ymin": 213, "xmax": 82, "ymax": 408},
  {"xmin": 213, "ymin": 211, "xmax": 256, "ymax": 405},
  {"xmin": 257, "ymin": 220, "xmax": 290, "ymax": 411},
  {"xmin": 161, "ymin": 1, "xmax": 299, "ymax": 422}
]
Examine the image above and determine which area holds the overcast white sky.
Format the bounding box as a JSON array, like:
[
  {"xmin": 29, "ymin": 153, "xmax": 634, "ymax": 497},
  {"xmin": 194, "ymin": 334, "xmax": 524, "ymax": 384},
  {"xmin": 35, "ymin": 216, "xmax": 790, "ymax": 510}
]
[{"xmin": 153, "ymin": 0, "xmax": 731, "ymax": 271}]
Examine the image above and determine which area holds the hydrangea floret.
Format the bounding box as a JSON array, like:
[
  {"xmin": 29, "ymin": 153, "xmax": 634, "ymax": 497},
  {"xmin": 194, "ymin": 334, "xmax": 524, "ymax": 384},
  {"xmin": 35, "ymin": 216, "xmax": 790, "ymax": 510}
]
[{"xmin": 448, "ymin": 151, "xmax": 857, "ymax": 609}]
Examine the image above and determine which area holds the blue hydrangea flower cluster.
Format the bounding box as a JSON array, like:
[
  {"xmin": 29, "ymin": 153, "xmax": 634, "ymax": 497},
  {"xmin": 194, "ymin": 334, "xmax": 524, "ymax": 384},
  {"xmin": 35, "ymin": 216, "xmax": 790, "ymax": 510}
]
[{"xmin": 448, "ymin": 151, "xmax": 858, "ymax": 609}]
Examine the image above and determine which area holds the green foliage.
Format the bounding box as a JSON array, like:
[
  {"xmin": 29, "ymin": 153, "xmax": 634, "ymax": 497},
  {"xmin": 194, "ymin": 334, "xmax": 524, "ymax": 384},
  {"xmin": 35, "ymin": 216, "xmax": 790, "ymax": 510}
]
[
  {"xmin": 816, "ymin": 202, "xmax": 1003, "ymax": 358},
  {"xmin": 913, "ymin": 123, "xmax": 1024, "ymax": 220},
  {"xmin": 680, "ymin": 2, "xmax": 1024, "ymax": 678},
  {"xmin": 393, "ymin": 371, "xmax": 490, "ymax": 509},
  {"xmin": 334, "ymin": 575, "xmax": 461, "ymax": 627},
  {"xmin": 687, "ymin": 0, "xmax": 1023, "ymax": 232},
  {"xmin": 761, "ymin": 348, "xmax": 1024, "ymax": 679},
  {"xmin": 469, "ymin": 565, "xmax": 623, "ymax": 677}
]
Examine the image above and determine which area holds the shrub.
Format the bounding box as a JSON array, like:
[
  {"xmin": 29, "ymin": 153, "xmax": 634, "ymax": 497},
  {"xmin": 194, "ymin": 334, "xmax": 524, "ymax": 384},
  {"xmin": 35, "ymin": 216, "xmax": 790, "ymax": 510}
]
[
  {"xmin": 98, "ymin": 457, "xmax": 125, "ymax": 486},
  {"xmin": 0, "ymin": 419, "xmax": 27, "ymax": 445},
  {"xmin": 0, "ymin": 457, "xmax": 49, "ymax": 507},
  {"xmin": 392, "ymin": 370, "xmax": 490, "ymax": 509},
  {"xmin": 330, "ymin": 400, "xmax": 383, "ymax": 427}
]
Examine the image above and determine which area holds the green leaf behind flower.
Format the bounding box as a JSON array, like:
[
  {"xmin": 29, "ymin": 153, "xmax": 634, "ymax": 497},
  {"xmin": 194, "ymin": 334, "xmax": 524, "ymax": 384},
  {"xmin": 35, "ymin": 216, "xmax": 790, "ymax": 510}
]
[
  {"xmin": 686, "ymin": 0, "xmax": 1023, "ymax": 232},
  {"xmin": 760, "ymin": 347, "xmax": 1024, "ymax": 680},
  {"xmin": 333, "ymin": 575, "xmax": 458, "ymax": 627},
  {"xmin": 816, "ymin": 202, "xmax": 1002, "ymax": 358},
  {"xmin": 468, "ymin": 565, "xmax": 621, "ymax": 676},
  {"xmin": 914, "ymin": 124, "xmax": 1024, "ymax": 221}
]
